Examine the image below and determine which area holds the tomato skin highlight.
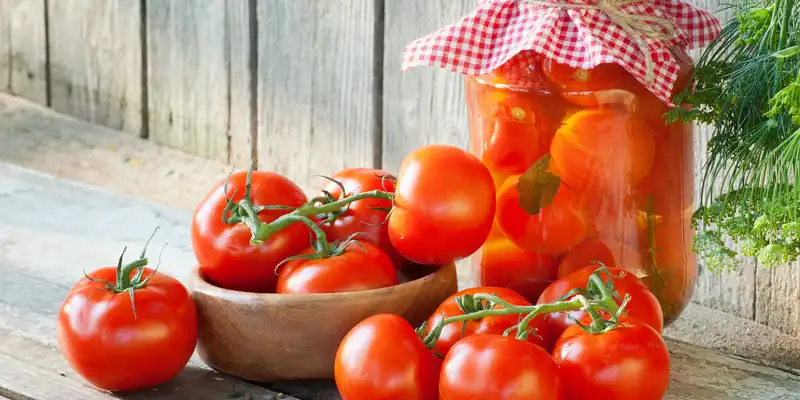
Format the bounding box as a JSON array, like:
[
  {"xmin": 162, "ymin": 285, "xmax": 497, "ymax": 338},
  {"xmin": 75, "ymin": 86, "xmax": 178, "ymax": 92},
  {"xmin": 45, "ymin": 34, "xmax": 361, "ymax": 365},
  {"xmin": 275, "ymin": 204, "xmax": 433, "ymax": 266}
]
[
  {"xmin": 480, "ymin": 238, "xmax": 559, "ymax": 303},
  {"xmin": 538, "ymin": 265, "xmax": 664, "ymax": 340},
  {"xmin": 439, "ymin": 334, "xmax": 564, "ymax": 400},
  {"xmin": 276, "ymin": 240, "xmax": 398, "ymax": 294},
  {"xmin": 388, "ymin": 145, "xmax": 496, "ymax": 266},
  {"xmin": 57, "ymin": 267, "xmax": 198, "ymax": 391},
  {"xmin": 335, "ymin": 314, "xmax": 441, "ymax": 400},
  {"xmin": 191, "ymin": 171, "xmax": 310, "ymax": 293},
  {"xmin": 553, "ymin": 316, "xmax": 671, "ymax": 400},
  {"xmin": 318, "ymin": 168, "xmax": 405, "ymax": 267},
  {"xmin": 424, "ymin": 286, "xmax": 552, "ymax": 356}
]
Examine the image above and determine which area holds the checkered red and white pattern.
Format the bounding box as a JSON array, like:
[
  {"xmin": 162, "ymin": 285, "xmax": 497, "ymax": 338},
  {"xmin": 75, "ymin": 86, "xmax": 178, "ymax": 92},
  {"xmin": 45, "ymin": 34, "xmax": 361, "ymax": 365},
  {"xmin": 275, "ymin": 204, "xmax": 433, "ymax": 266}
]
[{"xmin": 401, "ymin": 0, "xmax": 722, "ymax": 104}]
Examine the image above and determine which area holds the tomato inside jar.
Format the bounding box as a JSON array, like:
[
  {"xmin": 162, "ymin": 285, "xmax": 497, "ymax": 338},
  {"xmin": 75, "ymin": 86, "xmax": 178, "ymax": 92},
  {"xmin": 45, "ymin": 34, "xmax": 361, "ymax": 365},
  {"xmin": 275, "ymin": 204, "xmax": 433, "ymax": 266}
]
[{"xmin": 465, "ymin": 50, "xmax": 697, "ymax": 325}]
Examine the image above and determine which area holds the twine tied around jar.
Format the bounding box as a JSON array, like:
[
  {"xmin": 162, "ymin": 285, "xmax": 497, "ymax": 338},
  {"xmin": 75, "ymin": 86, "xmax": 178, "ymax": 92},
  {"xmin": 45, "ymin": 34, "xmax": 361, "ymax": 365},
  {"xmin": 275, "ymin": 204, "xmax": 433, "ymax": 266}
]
[{"xmin": 522, "ymin": 0, "xmax": 678, "ymax": 84}]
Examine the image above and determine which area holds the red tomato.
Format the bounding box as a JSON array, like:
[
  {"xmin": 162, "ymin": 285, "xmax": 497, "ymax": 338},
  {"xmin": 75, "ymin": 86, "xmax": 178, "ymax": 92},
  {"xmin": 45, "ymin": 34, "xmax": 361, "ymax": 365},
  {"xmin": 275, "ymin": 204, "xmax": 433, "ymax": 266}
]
[
  {"xmin": 550, "ymin": 109, "xmax": 656, "ymax": 193},
  {"xmin": 480, "ymin": 239, "xmax": 559, "ymax": 302},
  {"xmin": 424, "ymin": 286, "xmax": 552, "ymax": 356},
  {"xmin": 482, "ymin": 119, "xmax": 553, "ymax": 175},
  {"xmin": 537, "ymin": 265, "xmax": 664, "ymax": 339},
  {"xmin": 557, "ymin": 239, "xmax": 642, "ymax": 278},
  {"xmin": 553, "ymin": 316, "xmax": 671, "ymax": 400},
  {"xmin": 276, "ymin": 240, "xmax": 397, "ymax": 294},
  {"xmin": 335, "ymin": 314, "xmax": 441, "ymax": 400},
  {"xmin": 57, "ymin": 267, "xmax": 197, "ymax": 391},
  {"xmin": 191, "ymin": 170, "xmax": 310, "ymax": 293},
  {"xmin": 439, "ymin": 334, "xmax": 564, "ymax": 400},
  {"xmin": 388, "ymin": 145, "xmax": 496, "ymax": 265},
  {"xmin": 496, "ymin": 175, "xmax": 587, "ymax": 255},
  {"xmin": 317, "ymin": 168, "xmax": 405, "ymax": 267}
]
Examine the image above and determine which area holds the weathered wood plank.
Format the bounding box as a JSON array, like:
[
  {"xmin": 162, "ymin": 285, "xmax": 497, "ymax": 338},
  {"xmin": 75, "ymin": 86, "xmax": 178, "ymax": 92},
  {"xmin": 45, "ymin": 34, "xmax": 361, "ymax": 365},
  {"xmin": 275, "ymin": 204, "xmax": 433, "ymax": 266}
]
[
  {"xmin": 256, "ymin": 0, "xmax": 378, "ymax": 189},
  {"xmin": 381, "ymin": 0, "xmax": 473, "ymax": 172},
  {"xmin": 47, "ymin": 0, "xmax": 143, "ymax": 136},
  {"xmin": 0, "ymin": 329, "xmax": 296, "ymax": 400},
  {"xmin": 225, "ymin": 0, "xmax": 254, "ymax": 166},
  {"xmin": 0, "ymin": 0, "xmax": 47, "ymax": 104},
  {"xmin": 666, "ymin": 339, "xmax": 800, "ymax": 399},
  {"xmin": 756, "ymin": 262, "xmax": 800, "ymax": 337},
  {"xmin": 146, "ymin": 0, "xmax": 251, "ymax": 164}
]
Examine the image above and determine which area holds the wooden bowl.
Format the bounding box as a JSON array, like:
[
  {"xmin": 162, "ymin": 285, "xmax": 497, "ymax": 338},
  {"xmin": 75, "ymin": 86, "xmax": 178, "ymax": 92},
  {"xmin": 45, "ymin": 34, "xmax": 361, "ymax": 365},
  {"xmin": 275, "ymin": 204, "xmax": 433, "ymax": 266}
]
[{"xmin": 188, "ymin": 262, "xmax": 458, "ymax": 382}]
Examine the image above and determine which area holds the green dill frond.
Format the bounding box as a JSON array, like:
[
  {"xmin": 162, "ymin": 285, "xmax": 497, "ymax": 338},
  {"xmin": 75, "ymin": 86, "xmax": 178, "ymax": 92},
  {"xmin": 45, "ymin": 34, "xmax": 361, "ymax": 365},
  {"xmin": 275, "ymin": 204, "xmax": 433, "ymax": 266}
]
[{"xmin": 668, "ymin": 0, "xmax": 800, "ymax": 270}]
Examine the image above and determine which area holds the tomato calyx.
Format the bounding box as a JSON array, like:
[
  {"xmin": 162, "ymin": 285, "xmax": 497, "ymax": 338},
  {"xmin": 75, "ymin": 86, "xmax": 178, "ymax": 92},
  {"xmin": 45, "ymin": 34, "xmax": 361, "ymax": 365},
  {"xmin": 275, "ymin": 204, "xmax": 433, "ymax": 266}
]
[
  {"xmin": 82, "ymin": 227, "xmax": 165, "ymax": 319},
  {"xmin": 417, "ymin": 266, "xmax": 632, "ymax": 350},
  {"xmin": 274, "ymin": 232, "xmax": 368, "ymax": 274}
]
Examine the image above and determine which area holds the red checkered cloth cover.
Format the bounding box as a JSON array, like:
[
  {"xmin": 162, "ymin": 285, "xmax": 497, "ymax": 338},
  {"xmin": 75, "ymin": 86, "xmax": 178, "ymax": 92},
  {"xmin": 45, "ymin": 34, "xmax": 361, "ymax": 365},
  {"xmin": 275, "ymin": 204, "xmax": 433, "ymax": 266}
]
[{"xmin": 401, "ymin": 0, "xmax": 722, "ymax": 105}]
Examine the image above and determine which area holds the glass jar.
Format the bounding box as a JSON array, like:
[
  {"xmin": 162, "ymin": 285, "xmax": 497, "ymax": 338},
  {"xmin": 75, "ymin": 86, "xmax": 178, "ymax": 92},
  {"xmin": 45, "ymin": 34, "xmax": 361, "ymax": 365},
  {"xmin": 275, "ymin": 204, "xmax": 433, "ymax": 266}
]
[{"xmin": 465, "ymin": 49, "xmax": 696, "ymax": 326}]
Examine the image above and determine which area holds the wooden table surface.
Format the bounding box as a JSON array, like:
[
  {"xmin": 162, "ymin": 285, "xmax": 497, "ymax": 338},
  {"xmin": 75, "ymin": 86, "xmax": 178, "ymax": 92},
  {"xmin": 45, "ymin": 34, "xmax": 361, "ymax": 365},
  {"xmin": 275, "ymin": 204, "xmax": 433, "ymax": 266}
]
[{"xmin": 1, "ymin": 159, "xmax": 800, "ymax": 399}]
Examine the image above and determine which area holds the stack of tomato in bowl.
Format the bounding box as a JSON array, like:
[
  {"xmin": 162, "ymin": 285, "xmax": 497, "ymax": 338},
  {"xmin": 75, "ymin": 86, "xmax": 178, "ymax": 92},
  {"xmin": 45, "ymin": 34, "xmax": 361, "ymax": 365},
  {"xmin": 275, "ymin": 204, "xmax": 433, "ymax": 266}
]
[{"xmin": 55, "ymin": 143, "xmax": 672, "ymax": 399}]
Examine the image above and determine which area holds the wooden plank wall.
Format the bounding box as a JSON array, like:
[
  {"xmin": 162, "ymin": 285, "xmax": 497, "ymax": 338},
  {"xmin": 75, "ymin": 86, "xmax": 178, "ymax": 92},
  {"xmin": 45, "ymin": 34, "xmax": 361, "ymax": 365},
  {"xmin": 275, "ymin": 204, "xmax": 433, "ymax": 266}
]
[{"xmin": 1, "ymin": 0, "xmax": 798, "ymax": 337}]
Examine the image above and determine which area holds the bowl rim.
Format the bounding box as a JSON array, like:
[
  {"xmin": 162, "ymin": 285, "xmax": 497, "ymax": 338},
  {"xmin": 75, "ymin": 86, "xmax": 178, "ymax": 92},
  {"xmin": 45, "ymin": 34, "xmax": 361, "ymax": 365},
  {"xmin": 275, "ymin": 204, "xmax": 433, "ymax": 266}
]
[{"xmin": 189, "ymin": 262, "xmax": 457, "ymax": 303}]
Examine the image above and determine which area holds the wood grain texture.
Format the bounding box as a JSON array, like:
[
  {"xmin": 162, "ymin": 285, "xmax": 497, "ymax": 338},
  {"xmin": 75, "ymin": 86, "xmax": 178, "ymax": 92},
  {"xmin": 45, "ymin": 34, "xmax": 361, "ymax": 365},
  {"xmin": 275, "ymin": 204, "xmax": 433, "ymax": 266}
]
[
  {"xmin": 381, "ymin": 0, "xmax": 474, "ymax": 173},
  {"xmin": 0, "ymin": 0, "xmax": 47, "ymax": 104},
  {"xmin": 0, "ymin": 329, "xmax": 297, "ymax": 400},
  {"xmin": 256, "ymin": 0, "xmax": 378, "ymax": 189},
  {"xmin": 47, "ymin": 0, "xmax": 142, "ymax": 136},
  {"xmin": 225, "ymin": 0, "xmax": 253, "ymax": 166},
  {"xmin": 146, "ymin": 0, "xmax": 250, "ymax": 164},
  {"xmin": 756, "ymin": 262, "xmax": 800, "ymax": 337}
]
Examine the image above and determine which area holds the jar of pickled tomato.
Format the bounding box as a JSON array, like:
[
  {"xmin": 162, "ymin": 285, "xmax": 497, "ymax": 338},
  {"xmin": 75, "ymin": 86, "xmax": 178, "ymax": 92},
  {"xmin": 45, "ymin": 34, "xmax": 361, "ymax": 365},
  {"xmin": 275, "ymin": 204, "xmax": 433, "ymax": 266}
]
[{"xmin": 465, "ymin": 48, "xmax": 696, "ymax": 325}]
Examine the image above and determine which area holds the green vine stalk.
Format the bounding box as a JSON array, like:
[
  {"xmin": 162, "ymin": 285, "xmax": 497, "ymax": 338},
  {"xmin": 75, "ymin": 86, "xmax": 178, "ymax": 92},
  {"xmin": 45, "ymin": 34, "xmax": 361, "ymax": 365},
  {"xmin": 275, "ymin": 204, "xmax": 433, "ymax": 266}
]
[{"xmin": 666, "ymin": 0, "xmax": 800, "ymax": 271}]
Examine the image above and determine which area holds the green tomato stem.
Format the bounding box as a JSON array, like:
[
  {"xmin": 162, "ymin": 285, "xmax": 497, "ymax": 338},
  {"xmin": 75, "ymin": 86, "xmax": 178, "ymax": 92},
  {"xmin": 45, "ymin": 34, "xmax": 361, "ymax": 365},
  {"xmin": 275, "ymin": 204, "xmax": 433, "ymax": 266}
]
[
  {"xmin": 254, "ymin": 214, "xmax": 333, "ymax": 256},
  {"xmin": 421, "ymin": 267, "xmax": 628, "ymax": 350},
  {"xmin": 243, "ymin": 189, "xmax": 394, "ymax": 246}
]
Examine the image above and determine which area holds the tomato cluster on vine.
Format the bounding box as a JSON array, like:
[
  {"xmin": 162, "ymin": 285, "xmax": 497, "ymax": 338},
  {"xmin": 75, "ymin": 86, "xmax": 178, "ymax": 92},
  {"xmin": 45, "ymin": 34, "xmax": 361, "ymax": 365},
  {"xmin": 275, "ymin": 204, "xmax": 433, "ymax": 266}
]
[
  {"xmin": 190, "ymin": 144, "xmax": 497, "ymax": 295},
  {"xmin": 335, "ymin": 266, "xmax": 671, "ymax": 400}
]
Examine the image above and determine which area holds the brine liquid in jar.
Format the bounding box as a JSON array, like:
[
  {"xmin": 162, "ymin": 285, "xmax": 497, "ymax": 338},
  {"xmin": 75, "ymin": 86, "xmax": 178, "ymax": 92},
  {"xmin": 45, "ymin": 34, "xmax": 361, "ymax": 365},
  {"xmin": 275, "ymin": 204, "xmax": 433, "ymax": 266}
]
[{"xmin": 465, "ymin": 50, "xmax": 697, "ymax": 325}]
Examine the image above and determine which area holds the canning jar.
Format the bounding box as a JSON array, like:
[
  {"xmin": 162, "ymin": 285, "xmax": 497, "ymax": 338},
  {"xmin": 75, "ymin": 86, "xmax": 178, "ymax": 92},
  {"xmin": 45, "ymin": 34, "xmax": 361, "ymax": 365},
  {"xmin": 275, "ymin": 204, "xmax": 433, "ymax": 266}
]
[{"xmin": 465, "ymin": 48, "xmax": 696, "ymax": 325}]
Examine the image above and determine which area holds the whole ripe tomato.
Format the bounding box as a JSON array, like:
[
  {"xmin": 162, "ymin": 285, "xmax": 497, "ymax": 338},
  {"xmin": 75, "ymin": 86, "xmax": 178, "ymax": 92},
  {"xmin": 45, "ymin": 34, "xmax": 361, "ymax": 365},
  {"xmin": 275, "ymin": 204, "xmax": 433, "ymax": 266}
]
[
  {"xmin": 550, "ymin": 109, "xmax": 656, "ymax": 193},
  {"xmin": 553, "ymin": 315, "xmax": 670, "ymax": 400},
  {"xmin": 496, "ymin": 174, "xmax": 587, "ymax": 255},
  {"xmin": 388, "ymin": 145, "xmax": 496, "ymax": 265},
  {"xmin": 537, "ymin": 265, "xmax": 664, "ymax": 339},
  {"xmin": 276, "ymin": 240, "xmax": 397, "ymax": 294},
  {"xmin": 424, "ymin": 286, "xmax": 552, "ymax": 355},
  {"xmin": 191, "ymin": 170, "xmax": 310, "ymax": 293},
  {"xmin": 480, "ymin": 239, "xmax": 559, "ymax": 302},
  {"xmin": 57, "ymin": 264, "xmax": 197, "ymax": 391},
  {"xmin": 557, "ymin": 239, "xmax": 642, "ymax": 278},
  {"xmin": 335, "ymin": 314, "xmax": 441, "ymax": 400},
  {"xmin": 317, "ymin": 168, "xmax": 405, "ymax": 267},
  {"xmin": 439, "ymin": 334, "xmax": 564, "ymax": 400}
]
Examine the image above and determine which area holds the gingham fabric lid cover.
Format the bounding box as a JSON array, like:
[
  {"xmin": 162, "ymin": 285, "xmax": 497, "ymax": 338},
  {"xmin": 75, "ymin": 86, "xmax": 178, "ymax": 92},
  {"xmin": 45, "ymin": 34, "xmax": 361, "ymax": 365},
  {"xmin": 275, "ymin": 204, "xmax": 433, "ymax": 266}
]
[{"xmin": 401, "ymin": 0, "xmax": 722, "ymax": 104}]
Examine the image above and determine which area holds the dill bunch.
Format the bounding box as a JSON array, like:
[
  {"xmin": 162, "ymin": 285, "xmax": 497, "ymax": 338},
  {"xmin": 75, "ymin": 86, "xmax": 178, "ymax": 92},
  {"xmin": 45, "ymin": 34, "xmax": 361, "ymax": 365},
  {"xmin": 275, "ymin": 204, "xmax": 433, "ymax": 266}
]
[{"xmin": 666, "ymin": 0, "xmax": 800, "ymax": 272}]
